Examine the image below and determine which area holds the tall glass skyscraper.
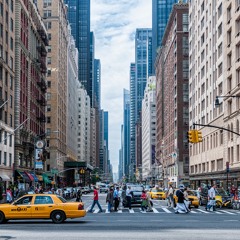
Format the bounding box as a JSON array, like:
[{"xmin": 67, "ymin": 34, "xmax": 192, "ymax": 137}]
[
  {"xmin": 65, "ymin": 0, "xmax": 91, "ymax": 103},
  {"xmin": 152, "ymin": 0, "xmax": 178, "ymax": 73},
  {"xmin": 130, "ymin": 29, "xmax": 152, "ymax": 177},
  {"xmin": 123, "ymin": 89, "xmax": 130, "ymax": 177},
  {"xmin": 94, "ymin": 59, "xmax": 101, "ymax": 109}
]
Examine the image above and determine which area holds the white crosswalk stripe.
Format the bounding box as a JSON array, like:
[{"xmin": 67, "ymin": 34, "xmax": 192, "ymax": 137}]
[
  {"xmin": 196, "ymin": 209, "xmax": 209, "ymax": 214},
  {"xmin": 162, "ymin": 208, "xmax": 171, "ymax": 213},
  {"xmin": 218, "ymin": 210, "xmax": 236, "ymax": 215},
  {"xmin": 152, "ymin": 208, "xmax": 159, "ymax": 213},
  {"xmin": 129, "ymin": 209, "xmax": 134, "ymax": 213},
  {"xmin": 87, "ymin": 207, "xmax": 240, "ymax": 215}
]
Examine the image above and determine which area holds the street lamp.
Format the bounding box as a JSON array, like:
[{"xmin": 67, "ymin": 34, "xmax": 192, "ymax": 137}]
[{"xmin": 215, "ymin": 95, "xmax": 240, "ymax": 108}]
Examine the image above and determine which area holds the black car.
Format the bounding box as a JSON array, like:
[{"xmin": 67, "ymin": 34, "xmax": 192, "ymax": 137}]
[{"xmin": 122, "ymin": 185, "xmax": 144, "ymax": 207}]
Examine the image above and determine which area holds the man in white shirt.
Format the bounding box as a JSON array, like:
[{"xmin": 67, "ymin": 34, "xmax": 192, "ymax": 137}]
[
  {"xmin": 126, "ymin": 186, "xmax": 132, "ymax": 209},
  {"xmin": 206, "ymin": 184, "xmax": 216, "ymax": 211}
]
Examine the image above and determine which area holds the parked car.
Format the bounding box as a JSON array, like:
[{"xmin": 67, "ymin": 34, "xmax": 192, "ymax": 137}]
[
  {"xmin": 82, "ymin": 187, "xmax": 90, "ymax": 194},
  {"xmin": 99, "ymin": 186, "xmax": 108, "ymax": 193},
  {"xmin": 0, "ymin": 194, "xmax": 86, "ymax": 224}
]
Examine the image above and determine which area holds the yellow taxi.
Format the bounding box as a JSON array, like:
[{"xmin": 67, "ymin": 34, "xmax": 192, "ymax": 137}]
[
  {"xmin": 149, "ymin": 188, "xmax": 166, "ymax": 200},
  {"xmin": 174, "ymin": 189, "xmax": 200, "ymax": 208},
  {"xmin": 0, "ymin": 194, "xmax": 86, "ymax": 224}
]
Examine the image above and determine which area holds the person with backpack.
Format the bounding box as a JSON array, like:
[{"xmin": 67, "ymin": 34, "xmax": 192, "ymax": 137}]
[
  {"xmin": 174, "ymin": 184, "xmax": 189, "ymax": 214},
  {"xmin": 140, "ymin": 190, "xmax": 148, "ymax": 212}
]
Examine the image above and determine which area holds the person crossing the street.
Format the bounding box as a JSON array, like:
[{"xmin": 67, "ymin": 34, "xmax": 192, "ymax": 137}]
[
  {"xmin": 88, "ymin": 186, "xmax": 103, "ymax": 213},
  {"xmin": 113, "ymin": 187, "xmax": 120, "ymax": 211}
]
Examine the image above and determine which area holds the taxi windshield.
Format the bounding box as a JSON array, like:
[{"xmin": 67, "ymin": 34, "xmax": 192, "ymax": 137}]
[
  {"xmin": 187, "ymin": 190, "xmax": 197, "ymax": 196},
  {"xmin": 152, "ymin": 188, "xmax": 163, "ymax": 192}
]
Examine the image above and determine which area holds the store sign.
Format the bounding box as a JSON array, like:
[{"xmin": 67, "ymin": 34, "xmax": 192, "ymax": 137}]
[{"xmin": 35, "ymin": 148, "xmax": 43, "ymax": 169}]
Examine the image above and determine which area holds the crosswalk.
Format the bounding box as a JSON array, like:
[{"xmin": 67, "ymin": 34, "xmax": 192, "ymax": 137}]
[{"xmin": 86, "ymin": 206, "xmax": 240, "ymax": 215}]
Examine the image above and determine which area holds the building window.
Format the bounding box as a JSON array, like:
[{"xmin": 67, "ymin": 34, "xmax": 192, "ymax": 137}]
[
  {"xmin": 47, "ymin": 57, "xmax": 51, "ymax": 64},
  {"xmin": 48, "ymin": 33, "xmax": 51, "ymax": 40},
  {"xmin": 3, "ymin": 152, "xmax": 6, "ymax": 165},
  {"xmin": 46, "ymin": 105, "xmax": 51, "ymax": 111},
  {"xmin": 43, "ymin": 0, "xmax": 52, "ymax": 7},
  {"xmin": 218, "ymin": 3, "xmax": 222, "ymax": 18},
  {"xmin": 47, "ymin": 117, "xmax": 51, "ymax": 123},
  {"xmin": 9, "ymin": 153, "xmax": 12, "ymax": 167},
  {"xmin": 227, "ymin": 5, "xmax": 232, "ymax": 23},
  {"xmin": 4, "ymin": 131, "xmax": 7, "ymax": 145},
  {"xmin": 218, "ymin": 63, "xmax": 223, "ymax": 76},
  {"xmin": 218, "ymin": 23, "xmax": 222, "ymax": 38},
  {"xmin": 43, "ymin": 10, "xmax": 52, "ymax": 18},
  {"xmin": 227, "ymin": 52, "xmax": 232, "ymax": 70}
]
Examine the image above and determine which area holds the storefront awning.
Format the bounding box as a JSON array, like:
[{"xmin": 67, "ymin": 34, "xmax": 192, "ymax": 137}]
[
  {"xmin": 15, "ymin": 170, "xmax": 31, "ymax": 182},
  {"xmin": 42, "ymin": 173, "xmax": 51, "ymax": 184},
  {"xmin": 29, "ymin": 172, "xmax": 38, "ymax": 182},
  {"xmin": 0, "ymin": 173, "xmax": 11, "ymax": 181},
  {"xmin": 25, "ymin": 172, "xmax": 34, "ymax": 181}
]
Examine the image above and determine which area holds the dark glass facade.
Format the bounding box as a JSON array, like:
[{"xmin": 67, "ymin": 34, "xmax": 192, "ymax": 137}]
[
  {"xmin": 152, "ymin": 0, "xmax": 178, "ymax": 73},
  {"xmin": 65, "ymin": 0, "xmax": 91, "ymax": 103},
  {"xmin": 94, "ymin": 59, "xmax": 101, "ymax": 109}
]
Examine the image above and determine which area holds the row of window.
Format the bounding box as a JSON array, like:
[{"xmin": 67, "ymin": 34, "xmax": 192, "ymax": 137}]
[{"xmin": 0, "ymin": 151, "xmax": 12, "ymax": 167}]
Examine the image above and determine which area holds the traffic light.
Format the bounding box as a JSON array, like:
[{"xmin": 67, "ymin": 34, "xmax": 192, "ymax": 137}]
[
  {"xmin": 196, "ymin": 130, "xmax": 203, "ymax": 143},
  {"xmin": 78, "ymin": 168, "xmax": 85, "ymax": 175},
  {"xmin": 188, "ymin": 130, "xmax": 197, "ymax": 143}
]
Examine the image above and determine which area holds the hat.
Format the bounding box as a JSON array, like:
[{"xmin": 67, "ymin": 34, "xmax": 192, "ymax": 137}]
[{"xmin": 179, "ymin": 184, "xmax": 184, "ymax": 190}]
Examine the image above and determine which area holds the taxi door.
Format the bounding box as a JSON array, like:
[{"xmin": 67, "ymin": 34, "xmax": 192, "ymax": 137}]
[
  {"xmin": 32, "ymin": 196, "xmax": 55, "ymax": 218},
  {"xmin": 8, "ymin": 196, "xmax": 33, "ymax": 219}
]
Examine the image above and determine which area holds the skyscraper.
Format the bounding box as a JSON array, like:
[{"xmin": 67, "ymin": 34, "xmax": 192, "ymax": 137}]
[
  {"xmin": 123, "ymin": 89, "xmax": 130, "ymax": 177},
  {"xmin": 94, "ymin": 59, "xmax": 101, "ymax": 109},
  {"xmin": 152, "ymin": 0, "xmax": 178, "ymax": 73},
  {"xmin": 65, "ymin": 0, "xmax": 91, "ymax": 103},
  {"xmin": 130, "ymin": 29, "xmax": 152, "ymax": 177}
]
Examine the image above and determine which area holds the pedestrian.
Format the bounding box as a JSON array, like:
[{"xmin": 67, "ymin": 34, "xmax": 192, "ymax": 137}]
[
  {"xmin": 113, "ymin": 187, "xmax": 120, "ymax": 211},
  {"xmin": 88, "ymin": 186, "xmax": 103, "ymax": 213},
  {"xmin": 174, "ymin": 184, "xmax": 188, "ymax": 214},
  {"xmin": 230, "ymin": 185, "xmax": 237, "ymax": 197},
  {"xmin": 146, "ymin": 190, "xmax": 153, "ymax": 212},
  {"xmin": 167, "ymin": 185, "xmax": 174, "ymax": 207},
  {"xmin": 76, "ymin": 188, "xmax": 82, "ymax": 202},
  {"xmin": 183, "ymin": 187, "xmax": 191, "ymax": 212},
  {"xmin": 126, "ymin": 186, "xmax": 132, "ymax": 209},
  {"xmin": 6, "ymin": 188, "xmax": 13, "ymax": 203},
  {"xmin": 140, "ymin": 190, "xmax": 148, "ymax": 212},
  {"xmin": 106, "ymin": 188, "xmax": 114, "ymax": 212},
  {"xmin": 206, "ymin": 184, "xmax": 216, "ymax": 211}
]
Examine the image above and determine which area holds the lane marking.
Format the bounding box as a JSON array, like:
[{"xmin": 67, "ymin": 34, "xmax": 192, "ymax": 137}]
[
  {"xmin": 162, "ymin": 208, "xmax": 171, "ymax": 213},
  {"xmin": 224, "ymin": 220, "xmax": 238, "ymax": 222},
  {"xmin": 105, "ymin": 209, "xmax": 109, "ymax": 213},
  {"xmin": 152, "ymin": 208, "xmax": 159, "ymax": 213},
  {"xmin": 219, "ymin": 210, "xmax": 236, "ymax": 215},
  {"xmin": 93, "ymin": 209, "xmax": 99, "ymax": 213},
  {"xmin": 117, "ymin": 210, "xmax": 122, "ymax": 213}
]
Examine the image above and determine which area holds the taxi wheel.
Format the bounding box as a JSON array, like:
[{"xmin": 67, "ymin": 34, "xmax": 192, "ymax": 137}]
[
  {"xmin": 51, "ymin": 211, "xmax": 66, "ymax": 224},
  {"xmin": 0, "ymin": 211, "xmax": 6, "ymax": 224}
]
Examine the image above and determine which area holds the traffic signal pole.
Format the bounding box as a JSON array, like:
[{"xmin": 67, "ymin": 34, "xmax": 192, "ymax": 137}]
[{"xmin": 193, "ymin": 123, "xmax": 240, "ymax": 137}]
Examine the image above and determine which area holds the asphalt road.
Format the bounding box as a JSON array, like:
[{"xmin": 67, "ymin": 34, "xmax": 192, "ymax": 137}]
[{"xmin": 1, "ymin": 193, "xmax": 240, "ymax": 240}]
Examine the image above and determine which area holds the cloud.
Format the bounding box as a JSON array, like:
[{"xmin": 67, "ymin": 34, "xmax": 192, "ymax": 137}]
[{"xmin": 91, "ymin": 0, "xmax": 152, "ymax": 174}]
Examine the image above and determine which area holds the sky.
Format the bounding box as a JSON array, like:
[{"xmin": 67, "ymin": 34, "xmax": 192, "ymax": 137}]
[{"xmin": 91, "ymin": 0, "xmax": 152, "ymax": 174}]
